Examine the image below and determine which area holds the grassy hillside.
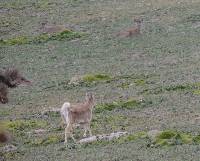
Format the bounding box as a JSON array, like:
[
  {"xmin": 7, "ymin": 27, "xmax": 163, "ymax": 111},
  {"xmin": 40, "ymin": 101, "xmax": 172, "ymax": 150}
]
[{"xmin": 1, "ymin": 0, "xmax": 200, "ymax": 160}]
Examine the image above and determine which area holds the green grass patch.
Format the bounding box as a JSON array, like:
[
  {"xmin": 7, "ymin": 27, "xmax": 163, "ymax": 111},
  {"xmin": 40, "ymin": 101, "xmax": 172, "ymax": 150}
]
[
  {"xmin": 193, "ymin": 135, "xmax": 200, "ymax": 144},
  {"xmin": 186, "ymin": 14, "xmax": 200, "ymax": 23},
  {"xmin": 54, "ymin": 73, "xmax": 154, "ymax": 91},
  {"xmin": 30, "ymin": 134, "xmax": 62, "ymax": 146},
  {"xmin": 83, "ymin": 132, "xmax": 147, "ymax": 147},
  {"xmin": 95, "ymin": 99, "xmax": 152, "ymax": 113},
  {"xmin": 134, "ymin": 79, "xmax": 146, "ymax": 86},
  {"xmin": 165, "ymin": 84, "xmax": 190, "ymax": 92},
  {"xmin": 193, "ymin": 89, "xmax": 200, "ymax": 95},
  {"xmin": 152, "ymin": 130, "xmax": 193, "ymax": 147},
  {"xmin": 4, "ymin": 120, "xmax": 47, "ymax": 132},
  {"xmin": 82, "ymin": 74, "xmax": 111, "ymax": 83},
  {"xmin": 0, "ymin": 36, "xmax": 29, "ymax": 45},
  {"xmin": 82, "ymin": 130, "xmax": 200, "ymax": 148},
  {"xmin": 118, "ymin": 132, "xmax": 147, "ymax": 143},
  {"xmin": 0, "ymin": 30, "xmax": 83, "ymax": 46},
  {"xmin": 141, "ymin": 83, "xmax": 196, "ymax": 95}
]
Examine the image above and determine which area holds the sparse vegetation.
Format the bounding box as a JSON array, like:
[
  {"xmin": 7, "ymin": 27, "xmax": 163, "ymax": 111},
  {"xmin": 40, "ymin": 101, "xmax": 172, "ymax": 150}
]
[
  {"xmin": 82, "ymin": 74, "xmax": 111, "ymax": 83},
  {"xmin": 95, "ymin": 98, "xmax": 152, "ymax": 113},
  {"xmin": 4, "ymin": 120, "xmax": 47, "ymax": 132},
  {"xmin": 141, "ymin": 83, "xmax": 200, "ymax": 95},
  {"xmin": 1, "ymin": 0, "xmax": 200, "ymax": 160},
  {"xmin": 151, "ymin": 130, "xmax": 194, "ymax": 147},
  {"xmin": 31, "ymin": 134, "xmax": 62, "ymax": 146}
]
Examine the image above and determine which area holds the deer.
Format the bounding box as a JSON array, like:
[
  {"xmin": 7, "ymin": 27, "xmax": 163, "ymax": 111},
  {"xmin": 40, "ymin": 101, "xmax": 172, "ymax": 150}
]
[
  {"xmin": 60, "ymin": 92, "xmax": 95, "ymax": 144},
  {"xmin": 116, "ymin": 18, "xmax": 142, "ymax": 38},
  {"xmin": 39, "ymin": 21, "xmax": 67, "ymax": 34},
  {"xmin": 0, "ymin": 68, "xmax": 31, "ymax": 104}
]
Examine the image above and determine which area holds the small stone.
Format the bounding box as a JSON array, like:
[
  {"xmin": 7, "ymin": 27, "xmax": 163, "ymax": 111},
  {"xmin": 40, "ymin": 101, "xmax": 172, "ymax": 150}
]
[
  {"xmin": 0, "ymin": 144, "xmax": 17, "ymax": 153},
  {"xmin": 147, "ymin": 130, "xmax": 162, "ymax": 140}
]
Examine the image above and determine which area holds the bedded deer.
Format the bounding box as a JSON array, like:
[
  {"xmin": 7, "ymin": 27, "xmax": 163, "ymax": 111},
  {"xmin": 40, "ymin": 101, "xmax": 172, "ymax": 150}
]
[
  {"xmin": 117, "ymin": 18, "xmax": 142, "ymax": 37},
  {"xmin": 60, "ymin": 92, "xmax": 95, "ymax": 144}
]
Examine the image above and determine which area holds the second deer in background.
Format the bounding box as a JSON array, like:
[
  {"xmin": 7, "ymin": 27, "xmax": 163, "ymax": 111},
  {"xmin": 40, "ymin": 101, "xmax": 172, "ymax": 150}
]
[{"xmin": 116, "ymin": 18, "xmax": 143, "ymax": 38}]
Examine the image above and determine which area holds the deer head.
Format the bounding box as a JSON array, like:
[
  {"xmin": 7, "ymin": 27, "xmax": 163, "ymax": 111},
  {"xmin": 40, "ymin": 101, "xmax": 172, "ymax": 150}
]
[{"xmin": 85, "ymin": 92, "xmax": 95, "ymax": 106}]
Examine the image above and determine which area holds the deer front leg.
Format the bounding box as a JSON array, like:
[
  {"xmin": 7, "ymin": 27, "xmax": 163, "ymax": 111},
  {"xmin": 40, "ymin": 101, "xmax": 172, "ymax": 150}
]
[
  {"xmin": 70, "ymin": 133, "xmax": 76, "ymax": 142},
  {"xmin": 88, "ymin": 127, "xmax": 92, "ymax": 137},
  {"xmin": 82, "ymin": 124, "xmax": 88, "ymax": 137},
  {"xmin": 83, "ymin": 129, "xmax": 87, "ymax": 138},
  {"xmin": 65, "ymin": 123, "xmax": 77, "ymax": 144},
  {"xmin": 87, "ymin": 123, "xmax": 92, "ymax": 137},
  {"xmin": 83, "ymin": 123, "xmax": 92, "ymax": 137}
]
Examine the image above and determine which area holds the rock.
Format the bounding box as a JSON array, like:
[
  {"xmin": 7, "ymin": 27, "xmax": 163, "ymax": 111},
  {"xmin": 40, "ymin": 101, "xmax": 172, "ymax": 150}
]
[
  {"xmin": 78, "ymin": 131, "xmax": 128, "ymax": 144},
  {"xmin": 0, "ymin": 144, "xmax": 17, "ymax": 153},
  {"xmin": 26, "ymin": 129, "xmax": 47, "ymax": 138},
  {"xmin": 147, "ymin": 130, "xmax": 162, "ymax": 140},
  {"xmin": 68, "ymin": 75, "xmax": 82, "ymax": 85}
]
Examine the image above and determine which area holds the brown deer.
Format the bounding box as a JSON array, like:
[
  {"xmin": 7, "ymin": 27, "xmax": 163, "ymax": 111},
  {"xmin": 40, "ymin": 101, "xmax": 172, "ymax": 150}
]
[
  {"xmin": 60, "ymin": 92, "xmax": 95, "ymax": 144},
  {"xmin": 0, "ymin": 68, "xmax": 31, "ymax": 104},
  {"xmin": 116, "ymin": 18, "xmax": 142, "ymax": 37},
  {"xmin": 40, "ymin": 21, "xmax": 67, "ymax": 34}
]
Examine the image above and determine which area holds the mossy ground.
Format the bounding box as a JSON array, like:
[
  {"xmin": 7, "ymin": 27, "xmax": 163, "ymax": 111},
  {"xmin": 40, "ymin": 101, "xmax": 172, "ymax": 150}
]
[{"xmin": 1, "ymin": 0, "xmax": 200, "ymax": 160}]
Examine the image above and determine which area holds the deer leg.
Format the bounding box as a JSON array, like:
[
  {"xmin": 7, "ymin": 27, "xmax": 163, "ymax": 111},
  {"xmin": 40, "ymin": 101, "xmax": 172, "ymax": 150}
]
[
  {"xmin": 83, "ymin": 123, "xmax": 92, "ymax": 137},
  {"xmin": 60, "ymin": 115, "xmax": 66, "ymax": 128},
  {"xmin": 64, "ymin": 123, "xmax": 73, "ymax": 144},
  {"xmin": 88, "ymin": 127, "xmax": 92, "ymax": 137},
  {"xmin": 87, "ymin": 123, "xmax": 92, "ymax": 136},
  {"xmin": 83, "ymin": 129, "xmax": 87, "ymax": 138},
  {"xmin": 70, "ymin": 125, "xmax": 76, "ymax": 142},
  {"xmin": 82, "ymin": 124, "xmax": 88, "ymax": 137},
  {"xmin": 70, "ymin": 133, "xmax": 76, "ymax": 142}
]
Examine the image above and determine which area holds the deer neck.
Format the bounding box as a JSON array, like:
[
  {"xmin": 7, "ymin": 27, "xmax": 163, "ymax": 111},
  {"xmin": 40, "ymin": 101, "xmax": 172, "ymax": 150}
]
[
  {"xmin": 136, "ymin": 23, "xmax": 141, "ymax": 31},
  {"xmin": 85, "ymin": 99, "xmax": 94, "ymax": 109}
]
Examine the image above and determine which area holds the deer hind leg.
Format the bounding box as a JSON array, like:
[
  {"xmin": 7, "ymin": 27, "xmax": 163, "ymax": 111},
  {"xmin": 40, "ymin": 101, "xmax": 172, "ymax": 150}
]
[
  {"xmin": 83, "ymin": 124, "xmax": 87, "ymax": 138},
  {"xmin": 64, "ymin": 123, "xmax": 76, "ymax": 144},
  {"xmin": 60, "ymin": 114, "xmax": 66, "ymax": 128}
]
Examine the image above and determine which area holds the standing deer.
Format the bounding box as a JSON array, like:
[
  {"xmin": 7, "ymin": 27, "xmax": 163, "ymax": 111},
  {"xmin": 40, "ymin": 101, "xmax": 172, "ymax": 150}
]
[{"xmin": 60, "ymin": 92, "xmax": 95, "ymax": 144}]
